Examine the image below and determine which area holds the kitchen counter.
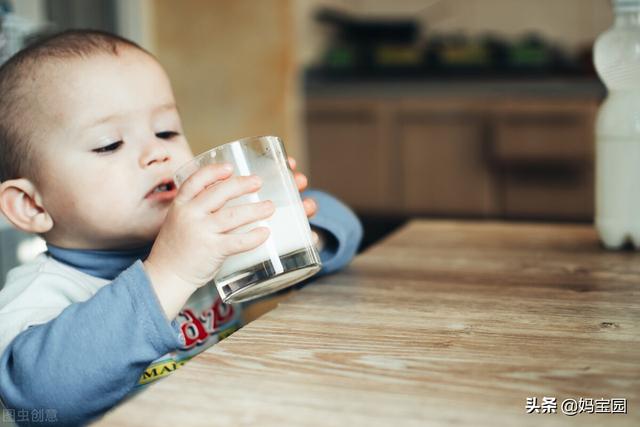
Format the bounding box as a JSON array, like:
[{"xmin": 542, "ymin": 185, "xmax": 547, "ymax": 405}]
[
  {"xmin": 97, "ymin": 220, "xmax": 639, "ymax": 426},
  {"xmin": 305, "ymin": 77, "xmax": 605, "ymax": 99}
]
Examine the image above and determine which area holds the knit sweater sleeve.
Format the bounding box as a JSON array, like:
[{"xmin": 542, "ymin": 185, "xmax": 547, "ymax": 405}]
[
  {"xmin": 0, "ymin": 260, "xmax": 182, "ymax": 426},
  {"xmin": 304, "ymin": 189, "xmax": 363, "ymax": 276}
]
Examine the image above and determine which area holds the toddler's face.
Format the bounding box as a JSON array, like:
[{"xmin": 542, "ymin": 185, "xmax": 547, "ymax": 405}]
[{"xmin": 34, "ymin": 48, "xmax": 194, "ymax": 249}]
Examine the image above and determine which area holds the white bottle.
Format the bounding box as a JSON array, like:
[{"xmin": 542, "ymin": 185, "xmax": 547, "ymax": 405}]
[{"xmin": 594, "ymin": 0, "xmax": 640, "ymax": 248}]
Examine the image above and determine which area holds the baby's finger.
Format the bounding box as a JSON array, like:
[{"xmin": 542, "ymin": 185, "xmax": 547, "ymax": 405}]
[
  {"xmin": 194, "ymin": 175, "xmax": 262, "ymax": 212},
  {"xmin": 219, "ymin": 227, "xmax": 270, "ymax": 256},
  {"xmin": 312, "ymin": 230, "xmax": 320, "ymax": 247},
  {"xmin": 294, "ymin": 172, "xmax": 308, "ymax": 192},
  {"xmin": 288, "ymin": 156, "xmax": 297, "ymax": 171},
  {"xmin": 174, "ymin": 163, "xmax": 233, "ymax": 204},
  {"xmin": 210, "ymin": 201, "xmax": 275, "ymax": 233},
  {"xmin": 303, "ymin": 197, "xmax": 317, "ymax": 217}
]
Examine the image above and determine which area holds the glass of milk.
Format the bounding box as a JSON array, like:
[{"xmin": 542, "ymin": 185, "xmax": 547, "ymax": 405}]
[{"xmin": 174, "ymin": 136, "xmax": 322, "ymax": 303}]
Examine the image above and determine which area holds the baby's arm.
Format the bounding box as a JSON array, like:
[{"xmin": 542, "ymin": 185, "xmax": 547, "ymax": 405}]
[
  {"xmin": 306, "ymin": 189, "xmax": 363, "ymax": 275},
  {"xmin": 0, "ymin": 262, "xmax": 180, "ymax": 425},
  {"xmin": 0, "ymin": 163, "xmax": 274, "ymax": 423}
]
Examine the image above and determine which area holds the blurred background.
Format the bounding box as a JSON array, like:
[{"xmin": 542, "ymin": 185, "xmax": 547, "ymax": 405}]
[{"xmin": 0, "ymin": 0, "xmax": 612, "ymax": 277}]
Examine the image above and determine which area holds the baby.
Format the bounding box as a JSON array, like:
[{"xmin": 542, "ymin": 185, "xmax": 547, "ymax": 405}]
[{"xmin": 0, "ymin": 30, "xmax": 362, "ymax": 425}]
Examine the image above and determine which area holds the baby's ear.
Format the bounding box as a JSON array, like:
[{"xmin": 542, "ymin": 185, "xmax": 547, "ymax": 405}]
[{"xmin": 0, "ymin": 178, "xmax": 53, "ymax": 234}]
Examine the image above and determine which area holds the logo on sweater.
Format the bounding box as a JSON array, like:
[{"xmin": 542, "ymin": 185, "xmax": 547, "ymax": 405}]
[
  {"xmin": 137, "ymin": 297, "xmax": 238, "ymax": 385},
  {"xmin": 178, "ymin": 297, "xmax": 236, "ymax": 349},
  {"xmin": 139, "ymin": 357, "xmax": 190, "ymax": 385}
]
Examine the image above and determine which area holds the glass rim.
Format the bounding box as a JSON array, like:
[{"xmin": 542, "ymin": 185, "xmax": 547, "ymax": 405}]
[{"xmin": 174, "ymin": 135, "xmax": 284, "ymax": 183}]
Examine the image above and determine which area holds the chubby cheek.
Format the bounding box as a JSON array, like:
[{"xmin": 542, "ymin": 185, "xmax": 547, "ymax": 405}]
[
  {"xmin": 53, "ymin": 183, "xmax": 105, "ymax": 223},
  {"xmin": 131, "ymin": 204, "xmax": 171, "ymax": 243},
  {"xmin": 44, "ymin": 171, "xmax": 130, "ymax": 225},
  {"xmin": 171, "ymin": 139, "xmax": 195, "ymax": 169}
]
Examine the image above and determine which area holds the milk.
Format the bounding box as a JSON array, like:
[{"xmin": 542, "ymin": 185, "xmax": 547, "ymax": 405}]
[
  {"xmin": 596, "ymin": 136, "xmax": 640, "ymax": 247},
  {"xmin": 216, "ymin": 203, "xmax": 313, "ymax": 278}
]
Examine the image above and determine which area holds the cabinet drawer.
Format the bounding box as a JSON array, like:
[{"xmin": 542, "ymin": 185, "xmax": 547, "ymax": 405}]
[
  {"xmin": 502, "ymin": 164, "xmax": 593, "ymax": 220},
  {"xmin": 493, "ymin": 107, "xmax": 595, "ymax": 220},
  {"xmin": 493, "ymin": 113, "xmax": 592, "ymax": 164}
]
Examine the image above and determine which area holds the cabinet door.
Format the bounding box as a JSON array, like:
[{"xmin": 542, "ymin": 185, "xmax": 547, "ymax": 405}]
[
  {"xmin": 399, "ymin": 113, "xmax": 498, "ymax": 216},
  {"xmin": 493, "ymin": 105, "xmax": 596, "ymax": 220},
  {"xmin": 306, "ymin": 102, "xmax": 394, "ymax": 213}
]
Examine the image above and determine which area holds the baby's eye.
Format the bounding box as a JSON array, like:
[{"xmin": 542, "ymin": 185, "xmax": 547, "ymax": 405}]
[
  {"xmin": 156, "ymin": 131, "xmax": 180, "ymax": 140},
  {"xmin": 92, "ymin": 141, "xmax": 123, "ymax": 153}
]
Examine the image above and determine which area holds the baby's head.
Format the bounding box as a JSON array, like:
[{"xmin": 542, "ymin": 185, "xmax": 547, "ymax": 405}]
[{"xmin": 0, "ymin": 30, "xmax": 193, "ymax": 249}]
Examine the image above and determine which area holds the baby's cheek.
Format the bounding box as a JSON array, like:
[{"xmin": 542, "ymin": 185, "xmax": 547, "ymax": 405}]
[
  {"xmin": 139, "ymin": 211, "xmax": 169, "ymax": 240},
  {"xmin": 176, "ymin": 150, "xmax": 195, "ymax": 167},
  {"xmin": 170, "ymin": 138, "xmax": 194, "ymax": 162}
]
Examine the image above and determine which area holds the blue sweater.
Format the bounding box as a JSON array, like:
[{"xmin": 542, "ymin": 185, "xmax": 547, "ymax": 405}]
[{"xmin": 0, "ymin": 190, "xmax": 362, "ymax": 426}]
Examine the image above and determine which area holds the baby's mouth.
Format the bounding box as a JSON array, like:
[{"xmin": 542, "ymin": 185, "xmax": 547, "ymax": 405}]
[{"xmin": 145, "ymin": 179, "xmax": 177, "ymax": 200}]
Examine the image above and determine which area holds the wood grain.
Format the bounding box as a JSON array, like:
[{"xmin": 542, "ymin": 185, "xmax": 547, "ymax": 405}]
[{"xmin": 96, "ymin": 220, "xmax": 640, "ymax": 426}]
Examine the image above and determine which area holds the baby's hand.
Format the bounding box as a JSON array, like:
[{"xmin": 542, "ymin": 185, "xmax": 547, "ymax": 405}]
[
  {"xmin": 288, "ymin": 156, "xmax": 322, "ymax": 248},
  {"xmin": 144, "ymin": 163, "xmax": 274, "ymax": 318},
  {"xmin": 288, "ymin": 156, "xmax": 317, "ymax": 218}
]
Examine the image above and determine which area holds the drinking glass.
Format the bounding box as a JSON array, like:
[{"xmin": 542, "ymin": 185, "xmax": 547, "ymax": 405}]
[{"xmin": 174, "ymin": 136, "xmax": 322, "ymax": 303}]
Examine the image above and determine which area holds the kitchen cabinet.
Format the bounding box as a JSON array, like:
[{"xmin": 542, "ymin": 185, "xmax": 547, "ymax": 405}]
[
  {"xmin": 398, "ymin": 111, "xmax": 497, "ymax": 216},
  {"xmin": 306, "ymin": 81, "xmax": 602, "ymax": 220},
  {"xmin": 492, "ymin": 101, "xmax": 597, "ymax": 219},
  {"xmin": 306, "ymin": 101, "xmax": 396, "ymax": 212}
]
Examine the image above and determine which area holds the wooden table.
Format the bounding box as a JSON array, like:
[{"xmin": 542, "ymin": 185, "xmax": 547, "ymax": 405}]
[{"xmin": 97, "ymin": 220, "xmax": 640, "ymax": 426}]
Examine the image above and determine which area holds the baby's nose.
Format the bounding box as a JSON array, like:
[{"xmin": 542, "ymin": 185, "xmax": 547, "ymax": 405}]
[{"xmin": 140, "ymin": 143, "xmax": 170, "ymax": 167}]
